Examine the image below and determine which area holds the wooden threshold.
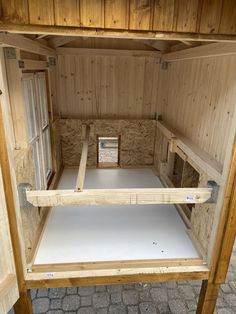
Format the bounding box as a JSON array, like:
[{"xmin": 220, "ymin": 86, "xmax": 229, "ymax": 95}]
[
  {"xmin": 26, "ymin": 187, "xmax": 212, "ymax": 207},
  {"xmin": 25, "ymin": 265, "xmax": 210, "ymax": 288}
]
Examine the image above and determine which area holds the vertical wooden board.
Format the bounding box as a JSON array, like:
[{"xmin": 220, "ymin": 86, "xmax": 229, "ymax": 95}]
[
  {"xmin": 1, "ymin": 0, "xmax": 29, "ymax": 24},
  {"xmin": 54, "ymin": 0, "xmax": 80, "ymax": 26},
  {"xmin": 129, "ymin": 0, "xmax": 152, "ymax": 30},
  {"xmin": 199, "ymin": 0, "xmax": 222, "ymax": 34},
  {"xmin": 176, "ymin": 0, "xmax": 199, "ymax": 32},
  {"xmin": 80, "ymin": 0, "xmax": 104, "ymax": 27},
  {"xmin": 153, "ymin": 0, "xmax": 175, "ymax": 31},
  {"xmin": 105, "ymin": 0, "xmax": 128, "ymax": 29},
  {"xmin": 219, "ymin": 0, "xmax": 236, "ymax": 35},
  {"xmin": 28, "ymin": 0, "xmax": 54, "ymax": 25}
]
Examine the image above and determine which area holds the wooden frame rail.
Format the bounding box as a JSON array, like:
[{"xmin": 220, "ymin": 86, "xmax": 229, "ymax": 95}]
[
  {"xmin": 75, "ymin": 125, "xmax": 90, "ymax": 192},
  {"xmin": 157, "ymin": 120, "xmax": 223, "ymax": 184},
  {"xmin": 26, "ymin": 187, "xmax": 212, "ymax": 207}
]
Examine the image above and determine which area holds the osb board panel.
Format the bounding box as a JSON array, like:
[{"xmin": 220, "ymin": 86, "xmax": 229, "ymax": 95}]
[
  {"xmin": 191, "ymin": 174, "xmax": 216, "ymax": 257},
  {"xmin": 2, "ymin": 0, "xmax": 236, "ymax": 35},
  {"xmin": 13, "ymin": 147, "xmax": 47, "ymax": 260},
  {"xmin": 57, "ymin": 54, "xmax": 160, "ymax": 119},
  {"xmin": 159, "ymin": 55, "xmax": 236, "ymax": 165},
  {"xmin": 60, "ymin": 119, "xmax": 155, "ymax": 167}
]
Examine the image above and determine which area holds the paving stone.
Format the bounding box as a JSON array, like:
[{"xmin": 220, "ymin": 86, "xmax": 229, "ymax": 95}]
[
  {"xmin": 165, "ymin": 281, "xmax": 177, "ymax": 289},
  {"xmin": 193, "ymin": 286, "xmax": 201, "ymax": 295},
  {"xmin": 178, "ymin": 285, "xmax": 195, "ymax": 300},
  {"xmin": 96, "ymin": 309, "xmax": 108, "ymax": 314},
  {"xmin": 223, "ymin": 293, "xmax": 236, "ymax": 307},
  {"xmin": 110, "ymin": 292, "xmax": 122, "ymax": 304},
  {"xmin": 32, "ymin": 297, "xmax": 50, "ymax": 313},
  {"xmin": 123, "ymin": 284, "xmax": 135, "ymax": 290},
  {"xmin": 216, "ymin": 309, "xmax": 235, "ymax": 314},
  {"xmin": 139, "ymin": 290, "xmax": 152, "ymax": 302},
  {"xmin": 108, "ymin": 304, "xmax": 127, "ymax": 314},
  {"xmin": 167, "ymin": 289, "xmax": 181, "ymax": 300},
  {"xmin": 67, "ymin": 287, "xmax": 78, "ymax": 295},
  {"xmin": 135, "ymin": 283, "xmax": 150, "ymax": 291},
  {"xmin": 229, "ymin": 281, "xmax": 236, "ymax": 292},
  {"xmin": 217, "ymin": 297, "xmax": 228, "ymax": 308},
  {"xmin": 93, "ymin": 292, "xmax": 110, "ymax": 308},
  {"xmin": 30, "ymin": 289, "xmax": 37, "ymax": 299},
  {"xmin": 81, "ymin": 296, "xmax": 92, "ymax": 306},
  {"xmin": 186, "ymin": 299, "xmax": 197, "ymax": 311},
  {"xmin": 188, "ymin": 280, "xmax": 201, "ymax": 287},
  {"xmin": 96, "ymin": 286, "xmax": 107, "ymax": 292},
  {"xmin": 221, "ymin": 284, "xmax": 232, "ymax": 293},
  {"xmin": 50, "ymin": 298, "xmax": 62, "ymax": 309},
  {"xmin": 150, "ymin": 288, "xmax": 168, "ymax": 303},
  {"xmin": 168, "ymin": 299, "xmax": 188, "ymax": 314},
  {"xmin": 157, "ymin": 302, "xmax": 170, "ymax": 314},
  {"xmin": 49, "ymin": 288, "xmax": 66, "ymax": 299},
  {"xmin": 139, "ymin": 302, "xmax": 157, "ymax": 314},
  {"xmin": 47, "ymin": 311, "xmax": 64, "ymax": 314},
  {"xmin": 151, "ymin": 283, "xmax": 162, "ymax": 288},
  {"xmin": 62, "ymin": 295, "xmax": 80, "ymax": 311},
  {"xmin": 122, "ymin": 290, "xmax": 139, "ymax": 305},
  {"xmin": 78, "ymin": 307, "xmax": 96, "ymax": 314},
  {"xmin": 37, "ymin": 288, "xmax": 48, "ymax": 297},
  {"xmin": 79, "ymin": 286, "xmax": 95, "ymax": 296},
  {"xmin": 128, "ymin": 305, "xmax": 139, "ymax": 314},
  {"xmin": 107, "ymin": 285, "xmax": 122, "ymax": 293}
]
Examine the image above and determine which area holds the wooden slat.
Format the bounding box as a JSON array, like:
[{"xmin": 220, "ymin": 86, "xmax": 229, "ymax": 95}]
[
  {"xmin": 219, "ymin": 0, "xmax": 236, "ymax": 35},
  {"xmin": 1, "ymin": 0, "xmax": 29, "ymax": 24},
  {"xmin": 21, "ymin": 59, "xmax": 48, "ymax": 70},
  {"xmin": 0, "ymin": 274, "xmax": 16, "ymax": 300},
  {"xmin": 26, "ymin": 187, "xmax": 212, "ymax": 207},
  {"xmin": 176, "ymin": 0, "xmax": 199, "ymax": 32},
  {"xmin": 156, "ymin": 120, "xmax": 223, "ymax": 183},
  {"xmin": 75, "ymin": 125, "xmax": 89, "ymax": 192},
  {"xmin": 129, "ymin": 0, "xmax": 152, "ymax": 30},
  {"xmin": 152, "ymin": 0, "xmax": 175, "ymax": 31},
  {"xmin": 54, "ymin": 0, "xmax": 80, "ymax": 26},
  {"xmin": 0, "ymin": 33, "xmax": 55, "ymax": 56},
  {"xmin": 28, "ymin": 0, "xmax": 54, "ymax": 25},
  {"xmin": 199, "ymin": 0, "xmax": 222, "ymax": 34},
  {"xmin": 56, "ymin": 47, "xmax": 161, "ymax": 58},
  {"xmin": 105, "ymin": 0, "xmax": 128, "ymax": 29},
  {"xmin": 162, "ymin": 42, "xmax": 236, "ymax": 61},
  {"xmin": 26, "ymin": 265, "xmax": 210, "ymax": 288},
  {"xmin": 80, "ymin": 0, "xmax": 104, "ymax": 28}
]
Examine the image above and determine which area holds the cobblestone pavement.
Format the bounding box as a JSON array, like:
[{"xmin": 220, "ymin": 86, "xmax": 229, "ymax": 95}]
[{"xmin": 7, "ymin": 239, "xmax": 236, "ymax": 314}]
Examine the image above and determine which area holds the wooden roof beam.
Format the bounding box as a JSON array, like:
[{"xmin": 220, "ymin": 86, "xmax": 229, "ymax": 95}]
[
  {"xmin": 48, "ymin": 36, "xmax": 78, "ymax": 48},
  {"xmin": 0, "ymin": 33, "xmax": 55, "ymax": 56}
]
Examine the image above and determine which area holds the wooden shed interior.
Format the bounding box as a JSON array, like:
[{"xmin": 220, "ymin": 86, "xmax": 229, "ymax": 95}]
[{"xmin": 0, "ymin": 2, "xmax": 236, "ymax": 314}]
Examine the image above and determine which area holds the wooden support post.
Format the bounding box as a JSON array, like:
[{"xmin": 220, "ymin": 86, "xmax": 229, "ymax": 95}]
[
  {"xmin": 14, "ymin": 290, "xmax": 33, "ymax": 314},
  {"xmin": 75, "ymin": 125, "xmax": 90, "ymax": 192},
  {"xmin": 196, "ymin": 280, "xmax": 220, "ymax": 314}
]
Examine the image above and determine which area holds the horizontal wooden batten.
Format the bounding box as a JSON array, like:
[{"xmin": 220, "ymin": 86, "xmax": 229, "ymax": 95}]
[
  {"xmin": 25, "ymin": 265, "xmax": 210, "ymax": 289},
  {"xmin": 21, "ymin": 60, "xmax": 48, "ymax": 70},
  {"xmin": 157, "ymin": 120, "xmax": 223, "ymax": 184},
  {"xmin": 26, "ymin": 187, "xmax": 212, "ymax": 207},
  {"xmin": 56, "ymin": 47, "xmax": 161, "ymax": 58},
  {"xmin": 162, "ymin": 42, "xmax": 236, "ymax": 62},
  {"xmin": 0, "ymin": 33, "xmax": 55, "ymax": 56}
]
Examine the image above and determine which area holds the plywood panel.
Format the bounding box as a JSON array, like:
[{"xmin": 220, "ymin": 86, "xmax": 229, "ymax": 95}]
[
  {"xmin": 219, "ymin": 0, "xmax": 236, "ymax": 35},
  {"xmin": 54, "ymin": 0, "xmax": 80, "ymax": 26},
  {"xmin": 159, "ymin": 55, "xmax": 236, "ymax": 165},
  {"xmin": 57, "ymin": 54, "xmax": 160, "ymax": 119},
  {"xmin": 105, "ymin": 0, "xmax": 128, "ymax": 29},
  {"xmin": 1, "ymin": 0, "xmax": 29, "ymax": 24},
  {"xmin": 129, "ymin": 0, "xmax": 152, "ymax": 30},
  {"xmin": 60, "ymin": 119, "xmax": 155, "ymax": 167},
  {"xmin": 200, "ymin": 0, "xmax": 222, "ymax": 34},
  {"xmin": 28, "ymin": 0, "xmax": 54, "ymax": 25},
  {"xmin": 153, "ymin": 0, "xmax": 175, "ymax": 31},
  {"xmin": 80, "ymin": 0, "xmax": 104, "ymax": 27},
  {"xmin": 176, "ymin": 0, "xmax": 199, "ymax": 32}
]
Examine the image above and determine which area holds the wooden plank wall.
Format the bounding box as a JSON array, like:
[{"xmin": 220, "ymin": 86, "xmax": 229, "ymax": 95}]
[
  {"xmin": 158, "ymin": 55, "xmax": 236, "ymax": 167},
  {"xmin": 1, "ymin": 0, "xmax": 236, "ymax": 36},
  {"xmin": 57, "ymin": 54, "xmax": 160, "ymax": 119}
]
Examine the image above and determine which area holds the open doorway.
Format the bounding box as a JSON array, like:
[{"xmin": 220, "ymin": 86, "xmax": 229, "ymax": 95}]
[{"xmin": 97, "ymin": 136, "xmax": 120, "ymax": 168}]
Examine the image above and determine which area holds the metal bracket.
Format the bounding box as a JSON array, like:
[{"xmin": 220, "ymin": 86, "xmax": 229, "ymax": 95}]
[
  {"xmin": 18, "ymin": 183, "xmax": 33, "ymax": 209},
  {"xmin": 161, "ymin": 61, "xmax": 169, "ymax": 70},
  {"xmin": 4, "ymin": 47, "xmax": 17, "ymax": 59},
  {"xmin": 206, "ymin": 181, "xmax": 220, "ymax": 203},
  {"xmin": 48, "ymin": 57, "xmax": 56, "ymax": 66},
  {"xmin": 18, "ymin": 60, "xmax": 25, "ymax": 69}
]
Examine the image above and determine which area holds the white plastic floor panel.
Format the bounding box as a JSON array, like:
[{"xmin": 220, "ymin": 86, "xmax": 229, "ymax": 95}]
[{"xmin": 34, "ymin": 168, "xmax": 199, "ymax": 265}]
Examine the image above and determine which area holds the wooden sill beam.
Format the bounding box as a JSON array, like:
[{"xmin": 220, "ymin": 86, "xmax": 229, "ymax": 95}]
[
  {"xmin": 156, "ymin": 120, "xmax": 223, "ymax": 184},
  {"xmin": 75, "ymin": 125, "xmax": 90, "ymax": 192},
  {"xmin": 0, "ymin": 33, "xmax": 55, "ymax": 56},
  {"xmin": 26, "ymin": 187, "xmax": 212, "ymax": 207}
]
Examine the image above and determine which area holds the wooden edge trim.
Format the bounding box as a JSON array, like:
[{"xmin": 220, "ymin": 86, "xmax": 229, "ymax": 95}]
[
  {"xmin": 29, "ymin": 258, "xmax": 203, "ymax": 273},
  {"xmin": 0, "ymin": 274, "xmax": 16, "ymax": 299},
  {"xmin": 75, "ymin": 125, "xmax": 90, "ymax": 192},
  {"xmin": 25, "ymin": 266, "xmax": 210, "ymax": 288},
  {"xmin": 26, "ymin": 187, "xmax": 212, "ymax": 207},
  {"xmin": 186, "ymin": 229, "xmax": 207, "ymax": 262}
]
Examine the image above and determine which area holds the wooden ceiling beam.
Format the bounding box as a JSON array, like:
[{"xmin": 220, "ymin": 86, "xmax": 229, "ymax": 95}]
[
  {"xmin": 48, "ymin": 36, "xmax": 78, "ymax": 48},
  {"xmin": 0, "ymin": 33, "xmax": 55, "ymax": 56}
]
